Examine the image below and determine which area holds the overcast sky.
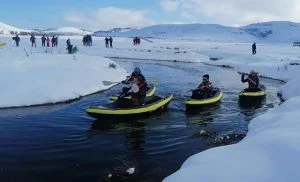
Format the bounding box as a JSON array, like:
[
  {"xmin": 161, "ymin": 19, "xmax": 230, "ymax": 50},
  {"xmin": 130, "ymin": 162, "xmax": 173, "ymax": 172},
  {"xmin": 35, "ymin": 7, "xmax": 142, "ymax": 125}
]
[{"xmin": 1, "ymin": 0, "xmax": 300, "ymax": 30}]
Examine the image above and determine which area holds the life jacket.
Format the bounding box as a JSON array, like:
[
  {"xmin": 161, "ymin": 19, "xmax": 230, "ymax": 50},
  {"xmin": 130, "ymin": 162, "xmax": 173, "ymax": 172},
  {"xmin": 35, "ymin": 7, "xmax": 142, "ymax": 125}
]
[
  {"xmin": 248, "ymin": 76, "xmax": 258, "ymax": 88},
  {"xmin": 131, "ymin": 78, "xmax": 147, "ymax": 105},
  {"xmin": 198, "ymin": 81, "xmax": 212, "ymax": 90}
]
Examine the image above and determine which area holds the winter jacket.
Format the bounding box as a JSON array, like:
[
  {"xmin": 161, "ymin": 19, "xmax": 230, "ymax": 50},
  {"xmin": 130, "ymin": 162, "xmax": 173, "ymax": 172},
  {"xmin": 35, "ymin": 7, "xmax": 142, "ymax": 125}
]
[{"xmin": 241, "ymin": 74, "xmax": 259, "ymax": 88}]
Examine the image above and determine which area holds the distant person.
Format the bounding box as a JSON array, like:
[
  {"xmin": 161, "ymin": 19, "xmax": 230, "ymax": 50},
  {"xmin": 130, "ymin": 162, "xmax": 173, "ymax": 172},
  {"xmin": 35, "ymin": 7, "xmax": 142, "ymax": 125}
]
[
  {"xmin": 241, "ymin": 70, "xmax": 260, "ymax": 92},
  {"xmin": 88, "ymin": 35, "xmax": 92, "ymax": 46},
  {"xmin": 252, "ymin": 43, "xmax": 256, "ymax": 55},
  {"xmin": 41, "ymin": 35, "xmax": 46, "ymax": 47},
  {"xmin": 55, "ymin": 36, "xmax": 58, "ymax": 47},
  {"xmin": 46, "ymin": 36, "xmax": 50, "ymax": 47},
  {"xmin": 105, "ymin": 37, "xmax": 109, "ymax": 48},
  {"xmin": 30, "ymin": 34, "xmax": 36, "ymax": 47},
  {"xmin": 66, "ymin": 38, "xmax": 73, "ymax": 54},
  {"xmin": 191, "ymin": 74, "xmax": 213, "ymax": 99},
  {"xmin": 109, "ymin": 37, "xmax": 113, "ymax": 48},
  {"xmin": 12, "ymin": 34, "xmax": 20, "ymax": 47},
  {"xmin": 51, "ymin": 36, "xmax": 55, "ymax": 47}
]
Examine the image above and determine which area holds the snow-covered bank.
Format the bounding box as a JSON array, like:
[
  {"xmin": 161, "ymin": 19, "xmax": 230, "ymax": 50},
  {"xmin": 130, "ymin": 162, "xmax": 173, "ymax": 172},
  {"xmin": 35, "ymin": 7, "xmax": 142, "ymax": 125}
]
[
  {"xmin": 164, "ymin": 95, "xmax": 300, "ymax": 182},
  {"xmin": 158, "ymin": 40, "xmax": 300, "ymax": 182},
  {"xmin": 0, "ymin": 41, "xmax": 127, "ymax": 108}
]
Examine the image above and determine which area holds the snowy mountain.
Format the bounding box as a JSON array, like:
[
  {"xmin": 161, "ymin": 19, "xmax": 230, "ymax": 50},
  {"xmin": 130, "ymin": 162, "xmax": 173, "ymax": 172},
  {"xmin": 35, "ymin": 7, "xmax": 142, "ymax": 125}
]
[
  {"xmin": 94, "ymin": 27, "xmax": 137, "ymax": 37},
  {"xmin": 0, "ymin": 22, "xmax": 33, "ymax": 35},
  {"xmin": 93, "ymin": 21, "xmax": 300, "ymax": 43},
  {"xmin": 98, "ymin": 24, "xmax": 255, "ymax": 42},
  {"xmin": 241, "ymin": 21, "xmax": 300, "ymax": 42},
  {"xmin": 1, "ymin": 21, "xmax": 300, "ymax": 42},
  {"xmin": 43, "ymin": 27, "xmax": 92, "ymax": 36}
]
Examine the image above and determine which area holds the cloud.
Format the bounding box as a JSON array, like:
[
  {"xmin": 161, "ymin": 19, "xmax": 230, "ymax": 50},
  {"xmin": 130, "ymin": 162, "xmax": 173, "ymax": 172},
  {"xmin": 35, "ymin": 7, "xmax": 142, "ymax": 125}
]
[
  {"xmin": 160, "ymin": 0, "xmax": 300, "ymax": 26},
  {"xmin": 160, "ymin": 0, "xmax": 179, "ymax": 12},
  {"xmin": 65, "ymin": 7, "xmax": 156, "ymax": 30}
]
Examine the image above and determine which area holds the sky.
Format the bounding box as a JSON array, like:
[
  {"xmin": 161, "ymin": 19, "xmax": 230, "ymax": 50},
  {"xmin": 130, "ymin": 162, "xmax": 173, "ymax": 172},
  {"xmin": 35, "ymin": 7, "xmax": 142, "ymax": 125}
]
[{"xmin": 1, "ymin": 0, "xmax": 300, "ymax": 31}]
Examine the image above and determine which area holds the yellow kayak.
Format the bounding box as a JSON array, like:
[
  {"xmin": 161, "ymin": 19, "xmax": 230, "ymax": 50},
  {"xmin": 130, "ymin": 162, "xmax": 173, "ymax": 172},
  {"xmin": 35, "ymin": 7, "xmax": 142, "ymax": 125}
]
[
  {"xmin": 109, "ymin": 84, "xmax": 156, "ymax": 101},
  {"xmin": 86, "ymin": 95, "xmax": 173, "ymax": 119},
  {"xmin": 239, "ymin": 85, "xmax": 266, "ymax": 98},
  {"xmin": 185, "ymin": 88, "xmax": 223, "ymax": 108}
]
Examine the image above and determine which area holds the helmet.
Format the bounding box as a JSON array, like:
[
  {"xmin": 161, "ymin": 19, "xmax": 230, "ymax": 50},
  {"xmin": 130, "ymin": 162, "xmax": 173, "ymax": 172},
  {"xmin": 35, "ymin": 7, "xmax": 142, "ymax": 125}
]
[{"xmin": 134, "ymin": 67, "xmax": 141, "ymax": 74}]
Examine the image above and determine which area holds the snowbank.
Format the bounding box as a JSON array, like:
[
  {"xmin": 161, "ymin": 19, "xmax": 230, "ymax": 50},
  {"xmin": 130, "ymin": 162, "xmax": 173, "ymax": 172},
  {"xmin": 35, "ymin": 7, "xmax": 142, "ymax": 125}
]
[
  {"xmin": 0, "ymin": 41, "xmax": 127, "ymax": 108},
  {"xmin": 164, "ymin": 96, "xmax": 300, "ymax": 182}
]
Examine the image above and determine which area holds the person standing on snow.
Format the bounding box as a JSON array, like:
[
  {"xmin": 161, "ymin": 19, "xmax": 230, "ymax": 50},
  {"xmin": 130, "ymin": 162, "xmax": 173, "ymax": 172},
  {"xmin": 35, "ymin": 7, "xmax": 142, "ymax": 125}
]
[
  {"xmin": 55, "ymin": 36, "xmax": 58, "ymax": 47},
  {"xmin": 30, "ymin": 34, "xmax": 36, "ymax": 47},
  {"xmin": 41, "ymin": 35, "xmax": 46, "ymax": 47},
  {"xmin": 252, "ymin": 43, "xmax": 256, "ymax": 55},
  {"xmin": 12, "ymin": 34, "xmax": 20, "ymax": 47},
  {"xmin": 105, "ymin": 37, "xmax": 109, "ymax": 48},
  {"xmin": 51, "ymin": 36, "xmax": 55, "ymax": 47},
  {"xmin": 66, "ymin": 38, "xmax": 73, "ymax": 54},
  {"xmin": 109, "ymin": 37, "xmax": 113, "ymax": 48},
  {"xmin": 46, "ymin": 36, "xmax": 50, "ymax": 47}
]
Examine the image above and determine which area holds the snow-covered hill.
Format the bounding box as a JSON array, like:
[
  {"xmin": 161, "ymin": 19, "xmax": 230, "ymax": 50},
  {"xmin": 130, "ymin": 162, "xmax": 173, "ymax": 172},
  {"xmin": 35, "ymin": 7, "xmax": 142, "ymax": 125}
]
[
  {"xmin": 43, "ymin": 27, "xmax": 92, "ymax": 36},
  {"xmin": 94, "ymin": 27, "xmax": 137, "ymax": 37},
  {"xmin": 93, "ymin": 21, "xmax": 300, "ymax": 43},
  {"xmin": 241, "ymin": 21, "xmax": 300, "ymax": 42},
  {"xmin": 0, "ymin": 22, "xmax": 33, "ymax": 35},
  {"xmin": 2, "ymin": 21, "xmax": 300, "ymax": 42},
  {"xmin": 101, "ymin": 24, "xmax": 256, "ymax": 42}
]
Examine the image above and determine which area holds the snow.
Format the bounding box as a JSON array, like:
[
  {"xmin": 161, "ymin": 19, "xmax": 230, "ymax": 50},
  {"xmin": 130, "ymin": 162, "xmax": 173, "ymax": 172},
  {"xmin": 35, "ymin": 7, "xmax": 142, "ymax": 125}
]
[
  {"xmin": 164, "ymin": 97, "xmax": 300, "ymax": 182},
  {"xmin": 1, "ymin": 22, "xmax": 300, "ymax": 181},
  {"xmin": 0, "ymin": 22, "xmax": 33, "ymax": 35},
  {"xmin": 0, "ymin": 36, "xmax": 127, "ymax": 108},
  {"xmin": 43, "ymin": 27, "xmax": 92, "ymax": 35},
  {"xmin": 93, "ymin": 21, "xmax": 300, "ymax": 43}
]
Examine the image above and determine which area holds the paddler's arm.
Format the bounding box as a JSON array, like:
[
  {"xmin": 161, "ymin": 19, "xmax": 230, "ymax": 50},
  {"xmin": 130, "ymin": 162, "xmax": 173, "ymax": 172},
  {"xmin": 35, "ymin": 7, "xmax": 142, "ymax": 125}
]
[{"xmin": 241, "ymin": 73, "xmax": 248, "ymax": 83}]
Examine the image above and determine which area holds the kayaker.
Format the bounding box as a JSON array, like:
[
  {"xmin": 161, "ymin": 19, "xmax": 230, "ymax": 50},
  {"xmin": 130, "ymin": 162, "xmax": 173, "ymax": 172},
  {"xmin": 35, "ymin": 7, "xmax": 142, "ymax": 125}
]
[
  {"xmin": 241, "ymin": 70, "xmax": 260, "ymax": 92},
  {"xmin": 192, "ymin": 74, "xmax": 213, "ymax": 99},
  {"xmin": 124, "ymin": 67, "xmax": 146, "ymax": 83},
  {"xmin": 122, "ymin": 67, "xmax": 147, "ymax": 92},
  {"xmin": 118, "ymin": 77, "xmax": 144, "ymax": 107}
]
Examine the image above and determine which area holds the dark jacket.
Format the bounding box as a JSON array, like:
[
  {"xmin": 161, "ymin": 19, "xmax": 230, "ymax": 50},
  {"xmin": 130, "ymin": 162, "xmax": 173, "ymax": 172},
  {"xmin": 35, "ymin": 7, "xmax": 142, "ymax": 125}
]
[
  {"xmin": 241, "ymin": 74, "xmax": 259, "ymax": 88},
  {"xmin": 197, "ymin": 81, "xmax": 212, "ymax": 91}
]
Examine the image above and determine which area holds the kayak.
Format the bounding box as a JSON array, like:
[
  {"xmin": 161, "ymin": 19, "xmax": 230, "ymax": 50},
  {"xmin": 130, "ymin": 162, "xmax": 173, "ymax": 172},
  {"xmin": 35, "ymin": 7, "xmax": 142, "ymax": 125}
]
[
  {"xmin": 109, "ymin": 84, "xmax": 156, "ymax": 101},
  {"xmin": 185, "ymin": 88, "xmax": 223, "ymax": 108},
  {"xmin": 239, "ymin": 84, "xmax": 266, "ymax": 99},
  {"xmin": 86, "ymin": 95, "xmax": 173, "ymax": 119},
  {"xmin": 0, "ymin": 43, "xmax": 7, "ymax": 48}
]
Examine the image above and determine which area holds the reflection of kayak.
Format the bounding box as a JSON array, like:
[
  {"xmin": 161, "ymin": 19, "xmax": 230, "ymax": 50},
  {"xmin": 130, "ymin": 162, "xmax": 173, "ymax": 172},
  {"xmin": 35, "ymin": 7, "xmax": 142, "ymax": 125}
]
[
  {"xmin": 109, "ymin": 84, "xmax": 156, "ymax": 101},
  {"xmin": 0, "ymin": 43, "xmax": 7, "ymax": 48},
  {"xmin": 86, "ymin": 95, "xmax": 173, "ymax": 119},
  {"xmin": 185, "ymin": 88, "xmax": 223, "ymax": 108},
  {"xmin": 239, "ymin": 85, "xmax": 266, "ymax": 99}
]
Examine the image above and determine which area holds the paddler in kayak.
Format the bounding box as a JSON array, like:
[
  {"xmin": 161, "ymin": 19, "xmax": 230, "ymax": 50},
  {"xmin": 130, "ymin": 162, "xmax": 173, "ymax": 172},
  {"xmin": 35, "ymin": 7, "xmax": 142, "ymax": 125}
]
[
  {"xmin": 122, "ymin": 67, "xmax": 147, "ymax": 94},
  {"xmin": 117, "ymin": 76, "xmax": 147, "ymax": 108},
  {"xmin": 191, "ymin": 74, "xmax": 213, "ymax": 99},
  {"xmin": 241, "ymin": 70, "xmax": 260, "ymax": 92}
]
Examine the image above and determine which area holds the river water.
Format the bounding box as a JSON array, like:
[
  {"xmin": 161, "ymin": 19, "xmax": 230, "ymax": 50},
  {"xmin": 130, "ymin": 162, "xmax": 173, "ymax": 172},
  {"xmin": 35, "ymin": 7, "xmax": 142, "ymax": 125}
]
[{"xmin": 0, "ymin": 58, "xmax": 282, "ymax": 182}]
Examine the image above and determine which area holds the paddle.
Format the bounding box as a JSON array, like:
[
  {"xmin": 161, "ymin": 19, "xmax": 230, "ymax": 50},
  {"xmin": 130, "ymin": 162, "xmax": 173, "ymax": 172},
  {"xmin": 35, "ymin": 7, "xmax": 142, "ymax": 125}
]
[
  {"xmin": 102, "ymin": 80, "xmax": 159, "ymax": 86},
  {"xmin": 102, "ymin": 80, "xmax": 122, "ymax": 86},
  {"xmin": 243, "ymin": 74, "xmax": 264, "ymax": 91}
]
